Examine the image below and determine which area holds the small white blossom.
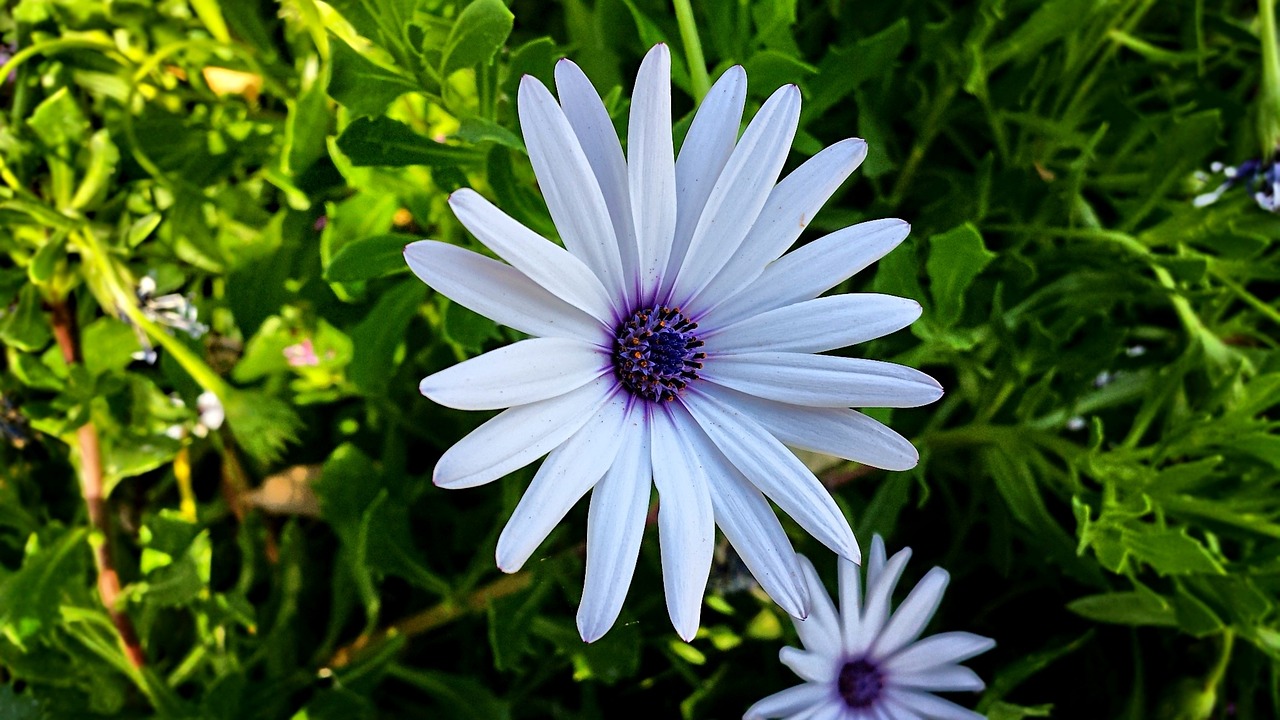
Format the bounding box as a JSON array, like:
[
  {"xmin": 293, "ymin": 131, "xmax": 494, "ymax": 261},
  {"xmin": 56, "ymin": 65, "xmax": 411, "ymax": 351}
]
[{"xmin": 746, "ymin": 537, "xmax": 994, "ymax": 720}]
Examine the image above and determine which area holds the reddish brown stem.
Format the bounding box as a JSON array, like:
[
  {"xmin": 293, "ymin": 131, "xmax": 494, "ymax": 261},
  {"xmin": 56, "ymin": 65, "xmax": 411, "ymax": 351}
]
[{"xmin": 50, "ymin": 300, "xmax": 146, "ymax": 669}]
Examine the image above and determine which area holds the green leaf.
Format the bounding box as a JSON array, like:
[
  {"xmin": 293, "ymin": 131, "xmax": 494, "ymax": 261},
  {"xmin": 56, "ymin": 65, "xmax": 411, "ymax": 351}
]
[
  {"xmin": 1122, "ymin": 528, "xmax": 1225, "ymax": 576},
  {"xmin": 223, "ymin": 389, "xmax": 303, "ymax": 464},
  {"xmin": 285, "ymin": 58, "xmax": 330, "ymax": 174},
  {"xmin": 126, "ymin": 213, "xmax": 163, "ymax": 247},
  {"xmin": 442, "ymin": 0, "xmax": 514, "ymax": 76},
  {"xmin": 986, "ymin": 702, "xmax": 1054, "ymax": 720},
  {"xmin": 69, "ymin": 130, "xmax": 119, "ymax": 210},
  {"xmin": 806, "ymin": 19, "xmax": 909, "ymax": 120},
  {"xmin": 0, "ymin": 284, "xmax": 53, "ymax": 353},
  {"xmin": 27, "ymin": 231, "xmax": 66, "ymax": 286},
  {"xmin": 386, "ymin": 667, "xmax": 509, "ymax": 720},
  {"xmin": 133, "ymin": 513, "xmax": 212, "ymax": 608},
  {"xmin": 324, "ymin": 233, "xmax": 418, "ymax": 282},
  {"xmin": 442, "ymin": 299, "xmax": 501, "ymax": 354},
  {"xmin": 743, "ymin": 49, "xmax": 817, "ymax": 91},
  {"xmin": 455, "ymin": 117, "xmax": 524, "ymax": 150},
  {"xmin": 349, "ymin": 280, "xmax": 425, "ymax": 396},
  {"xmin": 80, "ymin": 318, "xmax": 143, "ymax": 377},
  {"xmin": 328, "ymin": 36, "xmax": 421, "ymax": 117},
  {"xmin": 1067, "ymin": 591, "xmax": 1178, "ymax": 626},
  {"xmin": 27, "ymin": 87, "xmax": 91, "ymax": 148},
  {"xmin": 336, "ymin": 116, "xmax": 483, "ymax": 168},
  {"xmin": 0, "ymin": 528, "xmax": 88, "ymax": 644},
  {"xmin": 926, "ymin": 223, "xmax": 995, "ymax": 327},
  {"xmin": 487, "ymin": 578, "xmax": 551, "ymax": 671}
]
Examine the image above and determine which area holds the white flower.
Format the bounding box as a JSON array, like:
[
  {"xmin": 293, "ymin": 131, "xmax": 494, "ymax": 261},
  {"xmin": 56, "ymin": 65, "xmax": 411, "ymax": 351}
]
[
  {"xmin": 746, "ymin": 537, "xmax": 994, "ymax": 720},
  {"xmin": 404, "ymin": 44, "xmax": 941, "ymax": 641}
]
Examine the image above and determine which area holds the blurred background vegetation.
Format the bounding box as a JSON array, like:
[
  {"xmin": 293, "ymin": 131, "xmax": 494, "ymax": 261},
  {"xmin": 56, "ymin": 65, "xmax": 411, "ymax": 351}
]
[{"xmin": 2, "ymin": 0, "xmax": 1279, "ymax": 717}]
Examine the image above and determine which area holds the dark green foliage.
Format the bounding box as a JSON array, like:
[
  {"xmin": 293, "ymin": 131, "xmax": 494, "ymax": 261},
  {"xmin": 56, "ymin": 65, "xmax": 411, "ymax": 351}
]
[{"xmin": 1, "ymin": 0, "xmax": 1278, "ymax": 717}]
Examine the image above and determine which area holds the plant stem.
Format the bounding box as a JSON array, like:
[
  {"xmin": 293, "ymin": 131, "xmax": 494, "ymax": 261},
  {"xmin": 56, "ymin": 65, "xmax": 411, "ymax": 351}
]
[
  {"xmin": 672, "ymin": 0, "xmax": 711, "ymax": 101},
  {"xmin": 1258, "ymin": 0, "xmax": 1280, "ymax": 153},
  {"xmin": 49, "ymin": 299, "xmax": 146, "ymax": 670},
  {"xmin": 325, "ymin": 572, "xmax": 532, "ymax": 669}
]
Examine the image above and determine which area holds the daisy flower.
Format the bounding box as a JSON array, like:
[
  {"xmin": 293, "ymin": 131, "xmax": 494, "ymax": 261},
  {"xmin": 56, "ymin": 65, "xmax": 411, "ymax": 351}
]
[
  {"xmin": 745, "ymin": 537, "xmax": 995, "ymax": 720},
  {"xmin": 404, "ymin": 44, "xmax": 941, "ymax": 641}
]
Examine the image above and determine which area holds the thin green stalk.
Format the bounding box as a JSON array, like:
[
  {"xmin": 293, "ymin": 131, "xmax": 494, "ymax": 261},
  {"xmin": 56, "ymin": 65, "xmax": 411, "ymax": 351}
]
[
  {"xmin": 673, "ymin": 0, "xmax": 711, "ymax": 101},
  {"xmin": 1258, "ymin": 0, "xmax": 1280, "ymax": 152}
]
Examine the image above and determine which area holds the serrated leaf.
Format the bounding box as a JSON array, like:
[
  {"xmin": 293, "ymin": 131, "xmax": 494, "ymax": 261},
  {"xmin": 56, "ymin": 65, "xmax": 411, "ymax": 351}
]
[
  {"xmin": 1122, "ymin": 528, "xmax": 1225, "ymax": 576},
  {"xmin": 926, "ymin": 223, "xmax": 995, "ymax": 327},
  {"xmin": 0, "ymin": 528, "xmax": 88, "ymax": 644}
]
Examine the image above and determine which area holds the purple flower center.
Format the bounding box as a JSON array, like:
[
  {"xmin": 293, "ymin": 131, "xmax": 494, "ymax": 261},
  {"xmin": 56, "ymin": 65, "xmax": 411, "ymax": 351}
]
[
  {"xmin": 837, "ymin": 658, "xmax": 885, "ymax": 709},
  {"xmin": 613, "ymin": 306, "xmax": 705, "ymax": 402}
]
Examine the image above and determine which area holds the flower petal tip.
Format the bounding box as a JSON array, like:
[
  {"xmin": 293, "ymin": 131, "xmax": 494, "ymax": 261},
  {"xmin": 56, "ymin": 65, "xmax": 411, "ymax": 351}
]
[
  {"xmin": 494, "ymin": 552, "xmax": 523, "ymax": 575},
  {"xmin": 576, "ymin": 616, "xmax": 607, "ymax": 644}
]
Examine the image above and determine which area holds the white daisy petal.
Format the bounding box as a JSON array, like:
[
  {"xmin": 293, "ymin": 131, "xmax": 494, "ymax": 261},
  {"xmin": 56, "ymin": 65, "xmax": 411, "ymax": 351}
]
[
  {"xmin": 704, "ymin": 353, "xmax": 943, "ymax": 409},
  {"xmin": 683, "ymin": 390, "xmax": 859, "ymax": 562},
  {"xmin": 686, "ymin": 423, "xmax": 809, "ymax": 618},
  {"xmin": 779, "ymin": 647, "xmax": 837, "ymax": 684},
  {"xmin": 849, "ymin": 546, "xmax": 911, "ymax": 655},
  {"xmin": 871, "ymin": 567, "xmax": 950, "ymax": 658},
  {"xmin": 696, "ymin": 383, "xmax": 918, "ymax": 471},
  {"xmin": 555, "ymin": 59, "xmax": 639, "ymax": 307},
  {"xmin": 874, "ymin": 699, "xmax": 923, "ymax": 720},
  {"xmin": 698, "ymin": 138, "xmax": 868, "ymax": 304},
  {"xmin": 744, "ymin": 684, "xmax": 834, "ymax": 720},
  {"xmin": 662, "ymin": 65, "xmax": 747, "ymax": 298},
  {"xmin": 866, "ymin": 535, "xmax": 889, "ymax": 589},
  {"xmin": 495, "ymin": 391, "xmax": 629, "ymax": 571},
  {"xmin": 699, "ymin": 218, "xmax": 910, "ymax": 329},
  {"xmin": 518, "ymin": 75, "xmax": 627, "ymax": 301},
  {"xmin": 882, "ymin": 689, "xmax": 986, "ymax": 720},
  {"xmin": 794, "ymin": 700, "xmax": 849, "ymax": 720},
  {"xmin": 628, "ymin": 44, "xmax": 677, "ymax": 300},
  {"xmin": 403, "ymin": 241, "xmax": 606, "ymax": 342},
  {"xmin": 577, "ymin": 422, "xmax": 652, "ymax": 642},
  {"xmin": 891, "ymin": 664, "xmax": 986, "ymax": 693},
  {"xmin": 449, "ymin": 189, "xmax": 616, "ymax": 321},
  {"xmin": 670, "ymin": 85, "xmax": 802, "ymax": 307},
  {"xmin": 793, "ymin": 556, "xmax": 842, "ymax": 659},
  {"xmin": 650, "ymin": 404, "xmax": 715, "ymax": 642},
  {"xmin": 838, "ymin": 555, "xmax": 864, "ymax": 648},
  {"xmin": 419, "ymin": 337, "xmax": 607, "ymax": 410},
  {"xmin": 883, "ymin": 633, "xmax": 997, "ymax": 674},
  {"xmin": 703, "ymin": 294, "xmax": 921, "ymax": 355},
  {"xmin": 433, "ymin": 376, "xmax": 614, "ymax": 489}
]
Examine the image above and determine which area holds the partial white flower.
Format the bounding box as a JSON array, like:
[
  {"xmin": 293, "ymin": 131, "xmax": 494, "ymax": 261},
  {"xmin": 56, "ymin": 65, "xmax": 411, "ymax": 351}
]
[
  {"xmin": 405, "ymin": 44, "xmax": 941, "ymax": 641},
  {"xmin": 127, "ymin": 274, "xmax": 208, "ymax": 364},
  {"xmin": 745, "ymin": 537, "xmax": 994, "ymax": 720}
]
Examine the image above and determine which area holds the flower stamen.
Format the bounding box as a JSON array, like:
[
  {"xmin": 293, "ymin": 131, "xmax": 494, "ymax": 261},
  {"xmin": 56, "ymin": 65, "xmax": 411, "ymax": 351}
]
[
  {"xmin": 837, "ymin": 658, "xmax": 885, "ymax": 709},
  {"xmin": 613, "ymin": 306, "xmax": 705, "ymax": 402}
]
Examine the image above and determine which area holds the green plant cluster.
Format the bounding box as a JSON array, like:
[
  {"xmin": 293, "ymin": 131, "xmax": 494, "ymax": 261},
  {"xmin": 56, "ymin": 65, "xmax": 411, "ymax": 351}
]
[{"xmin": 1, "ymin": 0, "xmax": 1278, "ymax": 717}]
